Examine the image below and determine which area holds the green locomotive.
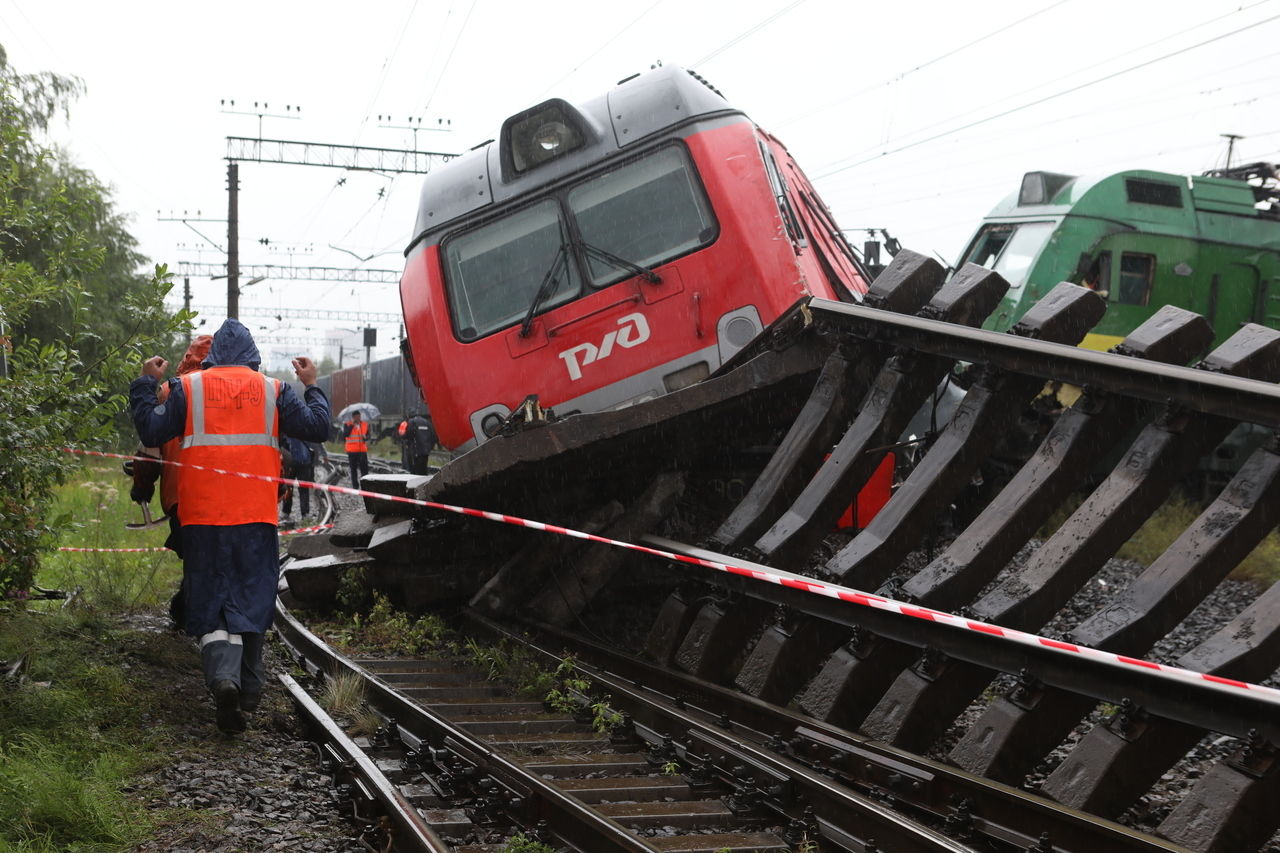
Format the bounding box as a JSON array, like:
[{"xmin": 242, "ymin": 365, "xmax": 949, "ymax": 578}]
[{"xmin": 961, "ymin": 164, "xmax": 1280, "ymax": 351}]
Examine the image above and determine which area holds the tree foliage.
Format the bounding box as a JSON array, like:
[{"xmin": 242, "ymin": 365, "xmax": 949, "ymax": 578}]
[{"xmin": 0, "ymin": 45, "xmax": 189, "ymax": 595}]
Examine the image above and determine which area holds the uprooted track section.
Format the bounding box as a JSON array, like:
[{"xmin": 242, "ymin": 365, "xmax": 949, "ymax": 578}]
[{"xmin": 283, "ymin": 251, "xmax": 1280, "ymax": 852}]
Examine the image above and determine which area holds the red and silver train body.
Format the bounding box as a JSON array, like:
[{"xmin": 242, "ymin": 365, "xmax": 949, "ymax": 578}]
[{"xmin": 399, "ymin": 65, "xmax": 870, "ymax": 451}]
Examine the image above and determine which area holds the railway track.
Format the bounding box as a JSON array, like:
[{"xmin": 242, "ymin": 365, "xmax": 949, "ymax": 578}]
[
  {"xmin": 277, "ymin": 593, "xmax": 1168, "ymax": 852},
  {"xmin": 280, "ymin": 252, "xmax": 1280, "ymax": 852}
]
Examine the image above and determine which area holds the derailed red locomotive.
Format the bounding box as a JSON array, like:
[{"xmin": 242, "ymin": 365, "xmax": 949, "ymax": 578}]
[{"xmin": 398, "ymin": 65, "xmax": 870, "ymax": 451}]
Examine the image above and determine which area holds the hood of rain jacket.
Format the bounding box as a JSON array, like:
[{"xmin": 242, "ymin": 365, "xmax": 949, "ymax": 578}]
[{"xmin": 202, "ymin": 318, "xmax": 262, "ymax": 370}]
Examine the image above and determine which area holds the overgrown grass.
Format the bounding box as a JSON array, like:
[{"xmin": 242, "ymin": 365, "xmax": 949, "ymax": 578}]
[
  {"xmin": 320, "ymin": 671, "xmax": 366, "ymax": 716},
  {"xmin": 0, "ymin": 466, "xmax": 191, "ymax": 851},
  {"xmin": 1037, "ymin": 492, "xmax": 1280, "ymax": 585},
  {"xmin": 501, "ymin": 833, "xmax": 558, "ymax": 853},
  {"xmin": 37, "ymin": 464, "xmax": 181, "ymax": 611},
  {"xmin": 312, "ymin": 591, "xmax": 451, "ymax": 655},
  {"xmin": 0, "ymin": 609, "xmax": 169, "ymax": 851}
]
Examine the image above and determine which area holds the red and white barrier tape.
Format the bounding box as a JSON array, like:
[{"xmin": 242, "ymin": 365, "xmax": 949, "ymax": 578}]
[
  {"xmin": 57, "ymin": 524, "xmax": 333, "ymax": 553},
  {"xmin": 64, "ymin": 446, "xmax": 1280, "ymax": 705},
  {"xmin": 280, "ymin": 524, "xmax": 334, "ymax": 536},
  {"xmin": 58, "ymin": 546, "xmax": 170, "ymax": 553}
]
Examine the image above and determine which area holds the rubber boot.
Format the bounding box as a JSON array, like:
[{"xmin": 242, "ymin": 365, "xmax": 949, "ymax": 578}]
[
  {"xmin": 238, "ymin": 632, "xmax": 265, "ymax": 712},
  {"xmin": 201, "ymin": 631, "xmax": 245, "ymax": 733}
]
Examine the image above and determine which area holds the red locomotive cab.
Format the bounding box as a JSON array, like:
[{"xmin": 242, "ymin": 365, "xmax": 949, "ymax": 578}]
[{"xmin": 400, "ymin": 66, "xmax": 870, "ymax": 452}]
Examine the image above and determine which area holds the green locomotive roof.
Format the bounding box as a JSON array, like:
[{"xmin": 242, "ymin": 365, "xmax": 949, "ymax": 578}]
[{"xmin": 981, "ymin": 167, "xmax": 1280, "ymax": 248}]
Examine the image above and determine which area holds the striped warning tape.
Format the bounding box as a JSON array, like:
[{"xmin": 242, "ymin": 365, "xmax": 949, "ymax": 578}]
[
  {"xmin": 63, "ymin": 446, "xmax": 1280, "ymax": 705},
  {"xmin": 57, "ymin": 523, "xmax": 334, "ymax": 552},
  {"xmin": 58, "ymin": 546, "xmax": 170, "ymax": 553}
]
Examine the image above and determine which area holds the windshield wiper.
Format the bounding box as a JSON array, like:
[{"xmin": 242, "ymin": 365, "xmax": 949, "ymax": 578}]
[
  {"xmin": 520, "ymin": 242, "xmax": 569, "ymax": 338},
  {"xmin": 578, "ymin": 240, "xmax": 662, "ymax": 283}
]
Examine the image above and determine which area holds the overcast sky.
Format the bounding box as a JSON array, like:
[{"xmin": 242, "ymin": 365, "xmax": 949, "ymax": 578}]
[{"xmin": 4, "ymin": 0, "xmax": 1278, "ymax": 368}]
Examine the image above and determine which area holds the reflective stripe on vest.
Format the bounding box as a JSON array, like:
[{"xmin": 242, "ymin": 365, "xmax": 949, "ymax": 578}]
[
  {"xmin": 183, "ymin": 372, "xmax": 279, "ymax": 450},
  {"xmin": 178, "ymin": 367, "xmax": 282, "ymax": 526}
]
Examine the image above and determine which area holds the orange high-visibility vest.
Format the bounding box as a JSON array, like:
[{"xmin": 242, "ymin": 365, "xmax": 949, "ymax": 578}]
[
  {"xmin": 177, "ymin": 366, "xmax": 281, "ymax": 526},
  {"xmin": 345, "ymin": 420, "xmax": 369, "ymax": 453}
]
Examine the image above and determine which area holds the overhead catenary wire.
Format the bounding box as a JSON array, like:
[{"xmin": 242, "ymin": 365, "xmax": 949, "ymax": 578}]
[
  {"xmin": 824, "ymin": 81, "xmax": 1280, "ymax": 212},
  {"xmin": 533, "ymin": 0, "xmax": 669, "ymax": 100},
  {"xmin": 692, "ymin": 0, "xmax": 811, "ymax": 67},
  {"xmin": 815, "ymin": 10, "xmax": 1280, "ymax": 180},
  {"xmin": 807, "ymin": 0, "xmax": 1276, "ymax": 168},
  {"xmin": 774, "ymin": 0, "xmax": 1071, "ymax": 131},
  {"xmin": 350, "ymin": 0, "xmax": 421, "ymax": 147},
  {"xmin": 423, "ymin": 0, "xmax": 479, "ymax": 114}
]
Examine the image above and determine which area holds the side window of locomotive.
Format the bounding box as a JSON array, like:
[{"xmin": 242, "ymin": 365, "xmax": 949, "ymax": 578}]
[
  {"xmin": 1116, "ymin": 253, "xmax": 1155, "ymax": 306},
  {"xmin": 442, "ymin": 200, "xmax": 581, "ymax": 341},
  {"xmin": 758, "ymin": 140, "xmax": 804, "ymax": 244},
  {"xmin": 1080, "ymin": 251, "xmax": 1112, "ymax": 294},
  {"xmin": 567, "ymin": 146, "xmax": 717, "ymax": 287}
]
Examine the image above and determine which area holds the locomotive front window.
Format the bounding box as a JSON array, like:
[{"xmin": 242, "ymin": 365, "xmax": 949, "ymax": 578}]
[
  {"xmin": 963, "ymin": 221, "xmax": 1054, "ymax": 288},
  {"xmin": 568, "ymin": 146, "xmax": 716, "ymax": 287},
  {"xmin": 443, "ymin": 200, "xmax": 581, "ymax": 341}
]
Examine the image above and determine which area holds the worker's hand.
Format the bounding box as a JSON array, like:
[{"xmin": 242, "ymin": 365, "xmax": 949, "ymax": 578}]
[
  {"xmin": 140, "ymin": 356, "xmax": 168, "ymax": 379},
  {"xmin": 293, "ymin": 356, "xmax": 318, "ymax": 387}
]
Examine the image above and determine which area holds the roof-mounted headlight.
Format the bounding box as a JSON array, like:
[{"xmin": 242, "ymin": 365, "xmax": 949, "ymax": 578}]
[{"xmin": 503, "ymin": 101, "xmax": 586, "ymax": 174}]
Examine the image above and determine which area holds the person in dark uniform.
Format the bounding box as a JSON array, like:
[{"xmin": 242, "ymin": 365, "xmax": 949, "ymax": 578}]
[
  {"xmin": 280, "ymin": 435, "xmax": 325, "ymax": 523},
  {"xmin": 407, "ymin": 413, "xmax": 437, "ymax": 474},
  {"xmin": 130, "ymin": 319, "xmax": 330, "ymax": 734}
]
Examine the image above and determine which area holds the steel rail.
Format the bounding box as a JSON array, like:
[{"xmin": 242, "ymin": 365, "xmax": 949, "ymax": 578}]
[
  {"xmin": 273, "ymin": 595, "xmax": 657, "ymax": 852},
  {"xmin": 641, "ymin": 535, "xmax": 1280, "ymax": 745},
  {"xmin": 469, "ymin": 613, "xmax": 980, "ymax": 853},
  {"xmin": 278, "ymin": 671, "xmax": 452, "ymax": 853},
  {"xmin": 808, "ymin": 297, "xmax": 1280, "ymax": 427},
  {"xmin": 473, "ymin": 613, "xmax": 1188, "ymax": 853}
]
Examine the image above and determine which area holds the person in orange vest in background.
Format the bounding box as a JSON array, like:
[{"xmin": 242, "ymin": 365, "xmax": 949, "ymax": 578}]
[
  {"xmin": 397, "ymin": 417, "xmax": 410, "ymax": 469},
  {"xmin": 343, "ymin": 409, "xmax": 370, "ymax": 488},
  {"xmin": 130, "ymin": 319, "xmax": 330, "ymax": 735},
  {"xmin": 128, "ymin": 334, "xmax": 213, "ymax": 628}
]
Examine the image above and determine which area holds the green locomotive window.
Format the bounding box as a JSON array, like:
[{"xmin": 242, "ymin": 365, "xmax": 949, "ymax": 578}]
[
  {"xmin": 963, "ymin": 221, "xmax": 1054, "ymax": 288},
  {"xmin": 1125, "ymin": 179, "xmax": 1183, "ymax": 208},
  {"xmin": 965, "ymin": 224, "xmax": 1014, "ymax": 268},
  {"xmin": 568, "ymin": 146, "xmax": 717, "ymax": 287},
  {"xmin": 443, "ymin": 200, "xmax": 581, "ymax": 341},
  {"xmin": 1116, "ymin": 253, "xmax": 1155, "ymax": 305}
]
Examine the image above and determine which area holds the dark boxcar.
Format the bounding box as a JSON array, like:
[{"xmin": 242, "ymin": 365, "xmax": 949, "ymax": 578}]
[
  {"xmin": 366, "ymin": 355, "xmax": 427, "ymax": 422},
  {"xmin": 330, "ymin": 366, "xmax": 364, "ymax": 415}
]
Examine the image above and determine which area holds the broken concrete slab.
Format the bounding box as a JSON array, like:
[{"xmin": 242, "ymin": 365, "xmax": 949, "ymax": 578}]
[{"xmin": 281, "ymin": 551, "xmax": 374, "ymax": 607}]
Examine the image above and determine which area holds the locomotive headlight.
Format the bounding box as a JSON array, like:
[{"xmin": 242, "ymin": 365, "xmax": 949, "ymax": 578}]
[
  {"xmin": 503, "ymin": 101, "xmax": 586, "ymax": 173},
  {"xmin": 535, "ymin": 121, "xmax": 570, "ymax": 152}
]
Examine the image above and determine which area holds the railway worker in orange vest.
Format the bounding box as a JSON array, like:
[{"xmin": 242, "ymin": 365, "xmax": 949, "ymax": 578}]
[
  {"xmin": 342, "ymin": 409, "xmax": 370, "ymax": 488},
  {"xmin": 130, "ymin": 319, "xmax": 330, "ymax": 734}
]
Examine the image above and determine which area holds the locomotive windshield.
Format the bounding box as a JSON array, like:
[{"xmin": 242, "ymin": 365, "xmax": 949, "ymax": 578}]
[
  {"xmin": 441, "ymin": 144, "xmax": 716, "ymax": 341},
  {"xmin": 568, "ymin": 146, "xmax": 716, "ymax": 286},
  {"xmin": 962, "ymin": 221, "xmax": 1055, "ymax": 288},
  {"xmin": 444, "ymin": 200, "xmax": 581, "ymax": 342}
]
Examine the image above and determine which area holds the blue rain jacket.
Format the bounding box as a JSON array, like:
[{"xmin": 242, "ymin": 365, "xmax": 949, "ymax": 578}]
[{"xmin": 128, "ymin": 319, "xmax": 331, "ymax": 636}]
